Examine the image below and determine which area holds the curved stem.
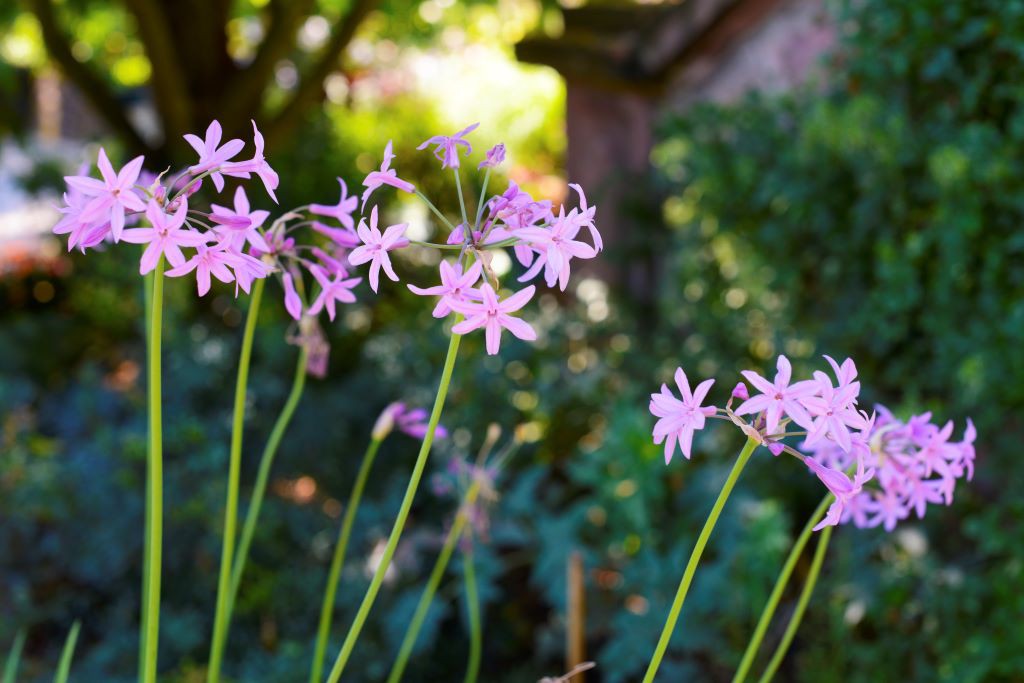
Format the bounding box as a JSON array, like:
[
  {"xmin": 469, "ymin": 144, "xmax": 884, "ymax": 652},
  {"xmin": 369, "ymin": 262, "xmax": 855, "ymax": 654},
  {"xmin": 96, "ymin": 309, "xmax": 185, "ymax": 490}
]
[
  {"xmin": 732, "ymin": 494, "xmax": 833, "ymax": 683},
  {"xmin": 325, "ymin": 328, "xmax": 464, "ymax": 683},
  {"xmin": 142, "ymin": 258, "xmax": 165, "ymax": 683},
  {"xmin": 473, "ymin": 168, "xmax": 491, "ymax": 231},
  {"xmin": 415, "ymin": 190, "xmax": 458, "ymax": 233},
  {"xmin": 309, "ymin": 436, "xmax": 385, "ymax": 683},
  {"xmin": 463, "ymin": 545, "xmax": 482, "ymax": 683},
  {"xmin": 757, "ymin": 524, "xmax": 833, "ymax": 683},
  {"xmin": 642, "ymin": 437, "xmax": 759, "ymax": 683},
  {"xmin": 207, "ymin": 277, "xmax": 265, "ymax": 683},
  {"xmin": 454, "ymin": 168, "xmax": 470, "ymax": 230},
  {"xmin": 386, "ymin": 481, "xmax": 482, "ymax": 683},
  {"xmin": 229, "ymin": 346, "xmax": 310, "ymax": 613}
]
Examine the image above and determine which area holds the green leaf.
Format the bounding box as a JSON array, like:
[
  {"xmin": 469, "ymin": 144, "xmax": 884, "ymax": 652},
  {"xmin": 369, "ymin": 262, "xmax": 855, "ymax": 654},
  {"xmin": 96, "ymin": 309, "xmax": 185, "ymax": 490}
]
[
  {"xmin": 53, "ymin": 622, "xmax": 81, "ymax": 683},
  {"xmin": 2, "ymin": 631, "xmax": 26, "ymax": 683}
]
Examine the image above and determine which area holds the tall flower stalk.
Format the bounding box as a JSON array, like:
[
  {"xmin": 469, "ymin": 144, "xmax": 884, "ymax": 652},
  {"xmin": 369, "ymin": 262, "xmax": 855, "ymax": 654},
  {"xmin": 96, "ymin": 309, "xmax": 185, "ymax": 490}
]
[
  {"xmin": 309, "ymin": 434, "xmax": 385, "ymax": 683},
  {"xmin": 386, "ymin": 479, "xmax": 483, "ymax": 683},
  {"xmin": 142, "ymin": 257, "xmax": 165, "ymax": 683},
  {"xmin": 642, "ymin": 436, "xmax": 759, "ymax": 683},
  {"xmin": 757, "ymin": 524, "xmax": 833, "ymax": 683},
  {"xmin": 230, "ymin": 346, "xmax": 309, "ymax": 612},
  {"xmin": 325, "ymin": 330, "xmax": 463, "ymax": 682},
  {"xmin": 732, "ymin": 494, "xmax": 832, "ymax": 683},
  {"xmin": 207, "ymin": 277, "xmax": 265, "ymax": 683},
  {"xmin": 462, "ymin": 545, "xmax": 482, "ymax": 683}
]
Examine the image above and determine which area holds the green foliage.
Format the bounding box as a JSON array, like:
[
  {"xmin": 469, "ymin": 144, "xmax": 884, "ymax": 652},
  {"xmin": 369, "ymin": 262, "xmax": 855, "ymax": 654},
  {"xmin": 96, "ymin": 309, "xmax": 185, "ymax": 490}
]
[{"xmin": 652, "ymin": 0, "xmax": 1024, "ymax": 679}]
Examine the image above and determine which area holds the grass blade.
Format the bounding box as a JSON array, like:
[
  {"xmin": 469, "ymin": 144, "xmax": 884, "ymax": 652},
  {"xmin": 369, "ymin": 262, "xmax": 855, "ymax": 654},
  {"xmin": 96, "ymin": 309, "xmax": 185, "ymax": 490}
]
[
  {"xmin": 3, "ymin": 631, "xmax": 27, "ymax": 683},
  {"xmin": 53, "ymin": 622, "xmax": 81, "ymax": 683}
]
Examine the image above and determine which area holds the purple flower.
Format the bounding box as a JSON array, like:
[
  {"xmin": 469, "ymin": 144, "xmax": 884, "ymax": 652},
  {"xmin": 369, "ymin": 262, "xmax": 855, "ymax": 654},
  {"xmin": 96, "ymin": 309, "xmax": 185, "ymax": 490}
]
[
  {"xmin": 307, "ymin": 265, "xmax": 361, "ymax": 321},
  {"xmin": 649, "ymin": 368, "xmax": 716, "ymax": 463},
  {"xmin": 417, "ymin": 123, "xmax": 479, "ymax": 169},
  {"xmin": 164, "ymin": 243, "xmax": 238, "ymax": 296},
  {"xmin": 281, "ymin": 270, "xmax": 304, "ymax": 320},
  {"xmin": 395, "ymin": 403, "xmax": 448, "ymax": 440},
  {"xmin": 804, "ymin": 457, "xmax": 874, "ymax": 530},
  {"xmin": 221, "ymin": 120, "xmax": 279, "ymax": 202},
  {"xmin": 361, "ymin": 141, "xmax": 416, "ymax": 207},
  {"xmin": 567, "ymin": 183, "xmax": 602, "ymax": 252},
  {"xmin": 450, "ymin": 284, "xmax": 537, "ymax": 355},
  {"xmin": 210, "ymin": 186, "xmax": 270, "ymax": 252},
  {"xmin": 407, "ymin": 260, "xmax": 483, "ymax": 318},
  {"xmin": 801, "ymin": 370, "xmax": 868, "ymax": 452},
  {"xmin": 184, "ymin": 120, "xmax": 245, "ymax": 192},
  {"xmin": 310, "ymin": 177, "xmax": 358, "ymax": 231},
  {"xmin": 479, "ymin": 143, "xmax": 506, "ymax": 169},
  {"xmin": 120, "ymin": 199, "xmax": 209, "ymax": 274},
  {"xmin": 735, "ymin": 355, "xmax": 818, "ymax": 436},
  {"xmin": 347, "ymin": 206, "xmax": 409, "ymax": 292},
  {"xmin": 63, "ymin": 148, "xmax": 146, "ymax": 241},
  {"xmin": 517, "ymin": 206, "xmax": 598, "ymax": 291}
]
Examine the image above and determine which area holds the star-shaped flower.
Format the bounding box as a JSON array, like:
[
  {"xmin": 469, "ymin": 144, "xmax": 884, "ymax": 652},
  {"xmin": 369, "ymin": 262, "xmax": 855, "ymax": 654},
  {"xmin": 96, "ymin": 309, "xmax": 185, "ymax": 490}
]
[
  {"xmin": 120, "ymin": 199, "xmax": 210, "ymax": 274},
  {"xmin": 308, "ymin": 265, "xmax": 361, "ymax": 321},
  {"xmin": 417, "ymin": 123, "xmax": 479, "ymax": 169},
  {"xmin": 184, "ymin": 120, "xmax": 245, "ymax": 192},
  {"xmin": 450, "ymin": 284, "xmax": 537, "ymax": 355},
  {"xmin": 347, "ymin": 206, "xmax": 409, "ymax": 292},
  {"xmin": 64, "ymin": 148, "xmax": 146, "ymax": 241},
  {"xmin": 211, "ymin": 186, "xmax": 270, "ymax": 252},
  {"xmin": 361, "ymin": 141, "xmax": 416, "ymax": 207},
  {"xmin": 650, "ymin": 368, "xmax": 716, "ymax": 463},
  {"xmin": 735, "ymin": 355, "xmax": 818, "ymax": 436},
  {"xmin": 311, "ymin": 177, "xmax": 358, "ymax": 230},
  {"xmin": 408, "ymin": 260, "xmax": 483, "ymax": 318}
]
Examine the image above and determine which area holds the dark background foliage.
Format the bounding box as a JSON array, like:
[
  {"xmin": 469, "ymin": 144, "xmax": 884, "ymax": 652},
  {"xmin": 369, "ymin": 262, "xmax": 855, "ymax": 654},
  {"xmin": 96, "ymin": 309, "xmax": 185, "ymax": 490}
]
[{"xmin": 2, "ymin": 0, "xmax": 1023, "ymax": 681}]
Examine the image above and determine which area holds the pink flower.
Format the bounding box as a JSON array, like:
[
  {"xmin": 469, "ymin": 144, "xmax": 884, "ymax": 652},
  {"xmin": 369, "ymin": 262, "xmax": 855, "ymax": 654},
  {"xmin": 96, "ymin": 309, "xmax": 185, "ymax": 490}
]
[
  {"xmin": 801, "ymin": 370, "xmax": 868, "ymax": 452},
  {"xmin": 63, "ymin": 148, "xmax": 146, "ymax": 241},
  {"xmin": 408, "ymin": 260, "xmax": 483, "ymax": 318},
  {"xmin": 735, "ymin": 355, "xmax": 818, "ymax": 436},
  {"xmin": 308, "ymin": 265, "xmax": 361, "ymax": 321},
  {"xmin": 164, "ymin": 243, "xmax": 238, "ymax": 296},
  {"xmin": 649, "ymin": 368, "xmax": 716, "ymax": 463},
  {"xmin": 804, "ymin": 457, "xmax": 874, "ymax": 530},
  {"xmin": 361, "ymin": 141, "xmax": 416, "ymax": 207},
  {"xmin": 184, "ymin": 120, "xmax": 245, "ymax": 192},
  {"xmin": 311, "ymin": 178, "xmax": 358, "ymax": 231},
  {"xmin": 347, "ymin": 206, "xmax": 409, "ymax": 292},
  {"xmin": 417, "ymin": 123, "xmax": 479, "ymax": 169},
  {"xmin": 211, "ymin": 186, "xmax": 270, "ymax": 252},
  {"xmin": 222, "ymin": 120, "xmax": 279, "ymax": 202},
  {"xmin": 120, "ymin": 199, "xmax": 209, "ymax": 274},
  {"xmin": 517, "ymin": 206, "xmax": 598, "ymax": 291},
  {"xmin": 450, "ymin": 284, "xmax": 537, "ymax": 355},
  {"xmin": 281, "ymin": 270, "xmax": 304, "ymax": 320},
  {"xmin": 567, "ymin": 183, "xmax": 601, "ymax": 252},
  {"xmin": 479, "ymin": 143, "xmax": 506, "ymax": 169}
]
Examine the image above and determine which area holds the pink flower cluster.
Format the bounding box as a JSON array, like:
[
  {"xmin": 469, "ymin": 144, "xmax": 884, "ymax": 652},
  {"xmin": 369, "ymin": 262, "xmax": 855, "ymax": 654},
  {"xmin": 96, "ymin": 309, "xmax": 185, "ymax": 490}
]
[
  {"xmin": 650, "ymin": 354, "xmax": 976, "ymax": 532},
  {"xmin": 52, "ymin": 120, "xmax": 601, "ymax": 363},
  {"xmin": 349, "ymin": 122, "xmax": 602, "ymax": 355}
]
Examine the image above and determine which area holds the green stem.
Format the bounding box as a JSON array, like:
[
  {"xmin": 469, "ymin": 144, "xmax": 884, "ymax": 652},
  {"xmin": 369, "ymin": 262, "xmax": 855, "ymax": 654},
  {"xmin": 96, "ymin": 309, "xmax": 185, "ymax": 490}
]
[
  {"xmin": 309, "ymin": 436, "xmax": 385, "ymax": 683},
  {"xmin": 207, "ymin": 277, "xmax": 265, "ymax": 683},
  {"xmin": 142, "ymin": 259, "xmax": 164, "ymax": 683},
  {"xmin": 473, "ymin": 168, "xmax": 491, "ymax": 231},
  {"xmin": 325, "ymin": 329, "xmax": 464, "ymax": 683},
  {"xmin": 139, "ymin": 267, "xmax": 153, "ymax": 683},
  {"xmin": 415, "ymin": 190, "xmax": 458, "ymax": 233},
  {"xmin": 386, "ymin": 481, "xmax": 482, "ymax": 683},
  {"xmin": 732, "ymin": 494, "xmax": 833, "ymax": 683},
  {"xmin": 642, "ymin": 437, "xmax": 759, "ymax": 683},
  {"xmin": 454, "ymin": 168, "xmax": 470, "ymax": 230},
  {"xmin": 757, "ymin": 524, "xmax": 833, "ymax": 683},
  {"xmin": 463, "ymin": 544, "xmax": 482, "ymax": 683},
  {"xmin": 229, "ymin": 347, "xmax": 309, "ymax": 614},
  {"xmin": 3, "ymin": 630, "xmax": 26, "ymax": 683}
]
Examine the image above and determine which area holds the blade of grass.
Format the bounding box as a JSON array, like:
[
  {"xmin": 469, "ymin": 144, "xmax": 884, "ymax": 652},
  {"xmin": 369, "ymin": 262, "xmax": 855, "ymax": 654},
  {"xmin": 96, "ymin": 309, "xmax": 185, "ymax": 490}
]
[
  {"xmin": 3, "ymin": 630, "xmax": 26, "ymax": 683},
  {"xmin": 54, "ymin": 621, "xmax": 81, "ymax": 683}
]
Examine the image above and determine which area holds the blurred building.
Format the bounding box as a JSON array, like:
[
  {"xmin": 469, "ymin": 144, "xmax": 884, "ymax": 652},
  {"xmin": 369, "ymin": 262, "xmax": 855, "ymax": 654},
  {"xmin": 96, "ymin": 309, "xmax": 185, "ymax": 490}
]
[{"xmin": 517, "ymin": 0, "xmax": 834, "ymax": 295}]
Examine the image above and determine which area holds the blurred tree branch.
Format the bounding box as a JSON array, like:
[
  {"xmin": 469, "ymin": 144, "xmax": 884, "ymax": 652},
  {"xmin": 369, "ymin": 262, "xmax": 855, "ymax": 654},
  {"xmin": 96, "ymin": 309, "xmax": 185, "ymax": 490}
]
[
  {"xmin": 24, "ymin": 0, "xmax": 380, "ymax": 161},
  {"xmin": 25, "ymin": 0, "xmax": 151, "ymax": 157},
  {"xmin": 263, "ymin": 0, "xmax": 380, "ymax": 148}
]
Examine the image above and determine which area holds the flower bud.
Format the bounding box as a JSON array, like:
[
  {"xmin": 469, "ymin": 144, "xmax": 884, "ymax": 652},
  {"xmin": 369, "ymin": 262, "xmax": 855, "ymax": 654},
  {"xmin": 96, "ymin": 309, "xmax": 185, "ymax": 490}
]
[
  {"xmin": 731, "ymin": 382, "xmax": 750, "ymax": 401},
  {"xmin": 372, "ymin": 402, "xmax": 401, "ymax": 441}
]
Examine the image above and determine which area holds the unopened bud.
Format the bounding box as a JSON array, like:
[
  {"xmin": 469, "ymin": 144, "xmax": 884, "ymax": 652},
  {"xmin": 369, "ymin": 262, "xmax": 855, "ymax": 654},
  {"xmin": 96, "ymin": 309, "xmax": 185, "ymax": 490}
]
[
  {"xmin": 372, "ymin": 402, "xmax": 401, "ymax": 441},
  {"xmin": 731, "ymin": 382, "xmax": 749, "ymax": 401}
]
